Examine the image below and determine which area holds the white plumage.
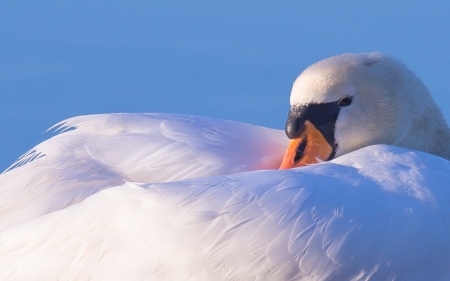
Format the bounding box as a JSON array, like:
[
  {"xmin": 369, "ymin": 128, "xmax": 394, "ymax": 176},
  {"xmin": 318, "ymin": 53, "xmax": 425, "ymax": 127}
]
[
  {"xmin": 2, "ymin": 53, "xmax": 450, "ymax": 280},
  {"xmin": 0, "ymin": 113, "xmax": 287, "ymax": 233},
  {"xmin": 1, "ymin": 113, "xmax": 450, "ymax": 280}
]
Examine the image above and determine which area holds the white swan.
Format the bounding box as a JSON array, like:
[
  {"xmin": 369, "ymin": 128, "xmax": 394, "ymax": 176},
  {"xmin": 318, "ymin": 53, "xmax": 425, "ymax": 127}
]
[{"xmin": 0, "ymin": 53, "xmax": 450, "ymax": 280}]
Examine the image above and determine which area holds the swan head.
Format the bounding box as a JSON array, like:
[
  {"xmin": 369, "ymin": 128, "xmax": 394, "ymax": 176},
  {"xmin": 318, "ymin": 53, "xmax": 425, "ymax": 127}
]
[{"xmin": 280, "ymin": 52, "xmax": 449, "ymax": 169}]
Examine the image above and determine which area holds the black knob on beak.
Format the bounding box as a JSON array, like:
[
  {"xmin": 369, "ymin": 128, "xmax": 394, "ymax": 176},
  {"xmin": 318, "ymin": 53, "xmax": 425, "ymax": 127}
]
[
  {"xmin": 284, "ymin": 102, "xmax": 340, "ymax": 151},
  {"xmin": 285, "ymin": 107, "xmax": 306, "ymax": 139}
]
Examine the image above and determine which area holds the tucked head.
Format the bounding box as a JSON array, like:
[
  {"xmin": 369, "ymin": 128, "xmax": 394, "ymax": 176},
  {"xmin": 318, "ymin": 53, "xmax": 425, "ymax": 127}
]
[{"xmin": 280, "ymin": 53, "xmax": 448, "ymax": 169}]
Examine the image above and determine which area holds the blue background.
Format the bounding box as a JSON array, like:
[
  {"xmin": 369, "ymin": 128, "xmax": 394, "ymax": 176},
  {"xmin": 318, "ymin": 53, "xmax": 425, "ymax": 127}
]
[{"xmin": 1, "ymin": 1, "xmax": 450, "ymax": 170}]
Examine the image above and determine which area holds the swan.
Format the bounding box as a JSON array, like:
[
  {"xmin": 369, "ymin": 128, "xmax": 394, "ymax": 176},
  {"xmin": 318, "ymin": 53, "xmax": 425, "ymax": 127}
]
[{"xmin": 0, "ymin": 53, "xmax": 450, "ymax": 280}]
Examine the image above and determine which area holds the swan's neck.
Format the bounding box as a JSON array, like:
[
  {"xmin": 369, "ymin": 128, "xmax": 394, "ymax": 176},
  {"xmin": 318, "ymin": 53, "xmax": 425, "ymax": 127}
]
[{"xmin": 399, "ymin": 104, "xmax": 450, "ymax": 160}]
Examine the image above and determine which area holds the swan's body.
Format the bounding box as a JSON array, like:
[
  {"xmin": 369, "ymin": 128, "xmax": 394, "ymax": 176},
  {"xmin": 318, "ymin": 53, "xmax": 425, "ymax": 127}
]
[
  {"xmin": 1, "ymin": 53, "xmax": 450, "ymax": 280},
  {"xmin": 1, "ymin": 132, "xmax": 450, "ymax": 280}
]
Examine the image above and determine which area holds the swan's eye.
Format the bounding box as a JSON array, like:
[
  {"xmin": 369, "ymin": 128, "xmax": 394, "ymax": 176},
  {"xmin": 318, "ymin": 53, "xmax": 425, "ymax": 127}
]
[{"xmin": 337, "ymin": 96, "xmax": 353, "ymax": 107}]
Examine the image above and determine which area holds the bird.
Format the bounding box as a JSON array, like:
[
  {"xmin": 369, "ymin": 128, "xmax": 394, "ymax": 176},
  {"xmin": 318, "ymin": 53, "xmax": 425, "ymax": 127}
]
[{"xmin": 0, "ymin": 53, "xmax": 450, "ymax": 281}]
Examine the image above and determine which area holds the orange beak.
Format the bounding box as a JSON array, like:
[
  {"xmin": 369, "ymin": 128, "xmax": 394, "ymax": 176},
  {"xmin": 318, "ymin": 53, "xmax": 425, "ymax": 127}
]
[{"xmin": 279, "ymin": 121, "xmax": 333, "ymax": 169}]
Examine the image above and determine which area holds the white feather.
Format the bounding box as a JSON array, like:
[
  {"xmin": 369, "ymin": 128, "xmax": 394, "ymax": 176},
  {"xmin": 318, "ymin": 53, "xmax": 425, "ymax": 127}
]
[
  {"xmin": 0, "ymin": 142, "xmax": 449, "ymax": 280},
  {"xmin": 0, "ymin": 113, "xmax": 287, "ymax": 232}
]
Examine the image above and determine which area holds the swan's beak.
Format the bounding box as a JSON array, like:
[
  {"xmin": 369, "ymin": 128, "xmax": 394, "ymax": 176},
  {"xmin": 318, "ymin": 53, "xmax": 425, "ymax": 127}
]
[
  {"xmin": 279, "ymin": 121, "xmax": 333, "ymax": 169},
  {"xmin": 279, "ymin": 102, "xmax": 340, "ymax": 169}
]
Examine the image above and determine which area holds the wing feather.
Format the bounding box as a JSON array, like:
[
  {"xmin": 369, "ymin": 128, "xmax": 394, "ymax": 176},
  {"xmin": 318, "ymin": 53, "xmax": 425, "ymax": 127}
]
[{"xmin": 0, "ymin": 113, "xmax": 287, "ymax": 231}]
